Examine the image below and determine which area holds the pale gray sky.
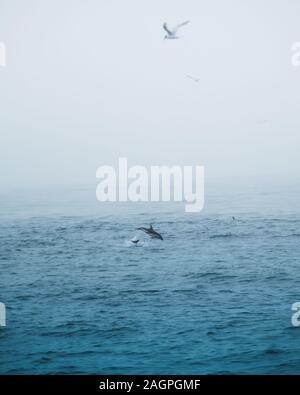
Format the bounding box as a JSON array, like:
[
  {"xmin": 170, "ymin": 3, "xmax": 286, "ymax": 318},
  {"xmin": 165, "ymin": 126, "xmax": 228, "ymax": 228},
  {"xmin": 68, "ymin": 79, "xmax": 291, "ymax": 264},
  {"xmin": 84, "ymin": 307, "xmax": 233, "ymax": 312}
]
[{"xmin": 0, "ymin": 0, "xmax": 300, "ymax": 189}]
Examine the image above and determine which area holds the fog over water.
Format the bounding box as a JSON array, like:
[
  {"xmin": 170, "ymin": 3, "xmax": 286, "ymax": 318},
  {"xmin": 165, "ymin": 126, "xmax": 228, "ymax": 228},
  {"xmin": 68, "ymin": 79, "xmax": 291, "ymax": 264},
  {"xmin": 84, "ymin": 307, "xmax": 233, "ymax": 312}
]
[{"xmin": 0, "ymin": 0, "xmax": 300, "ymax": 191}]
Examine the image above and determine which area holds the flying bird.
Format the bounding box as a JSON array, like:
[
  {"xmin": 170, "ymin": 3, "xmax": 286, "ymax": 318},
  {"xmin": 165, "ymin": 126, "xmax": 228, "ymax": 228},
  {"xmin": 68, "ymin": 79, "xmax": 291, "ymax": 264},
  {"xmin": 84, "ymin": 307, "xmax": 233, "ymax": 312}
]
[
  {"xmin": 186, "ymin": 75, "xmax": 200, "ymax": 83},
  {"xmin": 163, "ymin": 21, "xmax": 190, "ymax": 40},
  {"xmin": 137, "ymin": 225, "xmax": 163, "ymax": 240}
]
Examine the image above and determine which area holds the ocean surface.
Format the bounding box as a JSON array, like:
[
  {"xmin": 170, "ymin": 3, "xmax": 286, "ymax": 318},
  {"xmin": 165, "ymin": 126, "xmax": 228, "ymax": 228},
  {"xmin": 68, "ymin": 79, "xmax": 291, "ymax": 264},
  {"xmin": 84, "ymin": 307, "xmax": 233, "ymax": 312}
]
[{"xmin": 1, "ymin": 187, "xmax": 300, "ymax": 374}]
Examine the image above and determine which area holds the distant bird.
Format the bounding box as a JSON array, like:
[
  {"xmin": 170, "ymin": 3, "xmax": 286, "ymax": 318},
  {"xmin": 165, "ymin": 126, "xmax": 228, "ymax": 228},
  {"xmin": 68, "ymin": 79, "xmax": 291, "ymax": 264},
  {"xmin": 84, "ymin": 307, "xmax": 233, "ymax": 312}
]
[
  {"xmin": 232, "ymin": 216, "xmax": 236, "ymax": 221},
  {"xmin": 186, "ymin": 75, "xmax": 200, "ymax": 83},
  {"xmin": 131, "ymin": 239, "xmax": 139, "ymax": 246},
  {"xmin": 163, "ymin": 21, "xmax": 190, "ymax": 40},
  {"xmin": 137, "ymin": 225, "xmax": 163, "ymax": 240}
]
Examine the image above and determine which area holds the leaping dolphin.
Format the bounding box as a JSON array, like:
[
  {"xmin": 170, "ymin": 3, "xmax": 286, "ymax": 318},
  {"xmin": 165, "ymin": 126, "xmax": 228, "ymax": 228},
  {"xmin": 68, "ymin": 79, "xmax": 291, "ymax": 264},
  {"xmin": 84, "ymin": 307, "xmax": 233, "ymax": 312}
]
[{"xmin": 137, "ymin": 224, "xmax": 163, "ymax": 240}]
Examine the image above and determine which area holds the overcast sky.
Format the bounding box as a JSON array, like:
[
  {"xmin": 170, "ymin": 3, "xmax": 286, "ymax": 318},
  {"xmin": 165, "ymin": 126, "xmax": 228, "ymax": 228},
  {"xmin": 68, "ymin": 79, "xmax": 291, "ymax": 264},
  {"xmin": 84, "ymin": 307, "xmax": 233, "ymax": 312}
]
[{"xmin": 0, "ymin": 0, "xmax": 300, "ymax": 189}]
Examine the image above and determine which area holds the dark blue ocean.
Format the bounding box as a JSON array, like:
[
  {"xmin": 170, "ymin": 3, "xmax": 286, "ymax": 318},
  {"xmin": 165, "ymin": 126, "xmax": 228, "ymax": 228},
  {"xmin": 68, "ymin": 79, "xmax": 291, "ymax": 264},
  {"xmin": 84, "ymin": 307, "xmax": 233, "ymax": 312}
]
[{"xmin": 1, "ymin": 187, "xmax": 300, "ymax": 374}]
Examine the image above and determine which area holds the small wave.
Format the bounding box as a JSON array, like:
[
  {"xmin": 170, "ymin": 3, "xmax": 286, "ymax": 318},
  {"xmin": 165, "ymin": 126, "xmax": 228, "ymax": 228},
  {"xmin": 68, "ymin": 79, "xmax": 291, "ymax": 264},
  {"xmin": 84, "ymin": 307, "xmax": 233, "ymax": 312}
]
[
  {"xmin": 183, "ymin": 272, "xmax": 216, "ymax": 278},
  {"xmin": 262, "ymin": 348, "xmax": 284, "ymax": 355},
  {"xmin": 183, "ymin": 272, "xmax": 237, "ymax": 280},
  {"xmin": 209, "ymin": 233, "xmax": 233, "ymax": 239},
  {"xmin": 207, "ymin": 331, "xmax": 216, "ymax": 336}
]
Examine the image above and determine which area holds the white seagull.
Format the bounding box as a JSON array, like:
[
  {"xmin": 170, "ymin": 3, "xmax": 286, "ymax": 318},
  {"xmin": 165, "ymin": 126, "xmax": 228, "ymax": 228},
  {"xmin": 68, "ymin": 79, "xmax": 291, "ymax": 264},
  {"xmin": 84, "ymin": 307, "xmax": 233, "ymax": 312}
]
[
  {"xmin": 163, "ymin": 21, "xmax": 190, "ymax": 40},
  {"xmin": 186, "ymin": 75, "xmax": 200, "ymax": 83}
]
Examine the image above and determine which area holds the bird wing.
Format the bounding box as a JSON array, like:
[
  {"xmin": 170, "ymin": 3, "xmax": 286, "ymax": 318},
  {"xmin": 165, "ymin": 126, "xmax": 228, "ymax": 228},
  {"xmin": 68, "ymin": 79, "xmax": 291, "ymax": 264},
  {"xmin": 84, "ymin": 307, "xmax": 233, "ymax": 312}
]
[
  {"xmin": 163, "ymin": 23, "xmax": 173, "ymax": 35},
  {"xmin": 174, "ymin": 20, "xmax": 190, "ymax": 33},
  {"xmin": 187, "ymin": 75, "xmax": 199, "ymax": 82}
]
